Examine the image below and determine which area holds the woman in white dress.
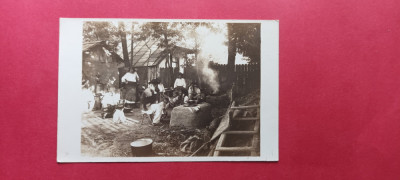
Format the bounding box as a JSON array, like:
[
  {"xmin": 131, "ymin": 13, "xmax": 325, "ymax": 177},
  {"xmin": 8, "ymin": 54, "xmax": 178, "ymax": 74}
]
[{"xmin": 121, "ymin": 68, "xmax": 139, "ymax": 102}]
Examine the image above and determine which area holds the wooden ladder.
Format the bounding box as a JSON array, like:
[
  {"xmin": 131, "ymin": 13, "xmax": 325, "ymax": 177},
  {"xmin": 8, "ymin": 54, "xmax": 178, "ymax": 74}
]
[{"xmin": 213, "ymin": 104, "xmax": 260, "ymax": 156}]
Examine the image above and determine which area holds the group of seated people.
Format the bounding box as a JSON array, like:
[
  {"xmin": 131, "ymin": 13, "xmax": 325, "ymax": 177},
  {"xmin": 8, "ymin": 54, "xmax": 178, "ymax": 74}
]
[
  {"xmin": 139, "ymin": 72, "xmax": 205, "ymax": 109},
  {"xmin": 100, "ymin": 70, "xmax": 204, "ymax": 125},
  {"xmin": 140, "ymin": 73, "xmax": 205, "ymax": 125},
  {"xmin": 170, "ymin": 73, "xmax": 205, "ymax": 107}
]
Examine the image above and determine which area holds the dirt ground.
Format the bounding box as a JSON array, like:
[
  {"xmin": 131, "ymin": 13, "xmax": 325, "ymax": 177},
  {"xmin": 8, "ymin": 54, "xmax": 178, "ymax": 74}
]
[{"xmin": 81, "ymin": 108, "xmax": 219, "ymax": 157}]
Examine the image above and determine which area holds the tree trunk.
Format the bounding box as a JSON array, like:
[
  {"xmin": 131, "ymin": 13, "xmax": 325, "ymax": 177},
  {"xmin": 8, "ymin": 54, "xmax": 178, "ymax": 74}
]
[
  {"xmin": 227, "ymin": 23, "xmax": 237, "ymax": 83},
  {"xmin": 119, "ymin": 23, "xmax": 130, "ymax": 67},
  {"xmin": 163, "ymin": 33, "xmax": 174, "ymax": 85},
  {"xmin": 227, "ymin": 23, "xmax": 236, "ymax": 71},
  {"xmin": 169, "ymin": 53, "xmax": 174, "ymax": 83},
  {"xmin": 130, "ymin": 26, "xmax": 134, "ymax": 66},
  {"xmin": 165, "ymin": 55, "xmax": 170, "ymax": 87}
]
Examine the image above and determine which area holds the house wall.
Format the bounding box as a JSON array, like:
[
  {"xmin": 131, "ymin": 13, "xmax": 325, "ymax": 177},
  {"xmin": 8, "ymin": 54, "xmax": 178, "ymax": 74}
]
[
  {"xmin": 133, "ymin": 66, "xmax": 159, "ymax": 86},
  {"xmin": 133, "ymin": 55, "xmax": 188, "ymax": 88}
]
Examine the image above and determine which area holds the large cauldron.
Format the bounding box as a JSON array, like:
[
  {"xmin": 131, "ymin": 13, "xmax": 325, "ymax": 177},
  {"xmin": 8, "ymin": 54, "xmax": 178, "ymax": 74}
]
[{"xmin": 130, "ymin": 138, "xmax": 153, "ymax": 157}]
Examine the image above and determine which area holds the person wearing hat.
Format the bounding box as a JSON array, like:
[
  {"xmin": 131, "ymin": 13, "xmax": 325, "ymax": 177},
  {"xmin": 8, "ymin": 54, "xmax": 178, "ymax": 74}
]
[{"xmin": 121, "ymin": 68, "xmax": 140, "ymax": 102}]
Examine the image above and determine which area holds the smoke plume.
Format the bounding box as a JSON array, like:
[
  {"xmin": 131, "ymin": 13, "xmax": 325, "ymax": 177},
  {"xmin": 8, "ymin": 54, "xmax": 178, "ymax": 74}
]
[{"xmin": 196, "ymin": 57, "xmax": 220, "ymax": 94}]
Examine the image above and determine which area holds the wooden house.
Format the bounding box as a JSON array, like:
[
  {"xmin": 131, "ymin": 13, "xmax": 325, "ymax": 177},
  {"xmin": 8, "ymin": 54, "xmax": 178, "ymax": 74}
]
[
  {"xmin": 128, "ymin": 39, "xmax": 196, "ymax": 88},
  {"xmin": 82, "ymin": 41, "xmax": 124, "ymax": 92}
]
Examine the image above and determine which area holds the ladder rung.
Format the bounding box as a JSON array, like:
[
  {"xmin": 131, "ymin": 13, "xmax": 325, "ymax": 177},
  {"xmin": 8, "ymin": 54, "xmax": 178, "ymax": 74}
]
[
  {"xmin": 215, "ymin": 147, "xmax": 255, "ymax": 152},
  {"xmin": 223, "ymin": 131, "xmax": 257, "ymax": 134},
  {"xmin": 230, "ymin": 105, "xmax": 260, "ymax": 110},
  {"xmin": 233, "ymin": 117, "xmax": 259, "ymax": 121}
]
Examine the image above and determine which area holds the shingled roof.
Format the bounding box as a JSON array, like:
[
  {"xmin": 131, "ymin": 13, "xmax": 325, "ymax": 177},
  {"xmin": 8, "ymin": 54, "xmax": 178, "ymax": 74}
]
[
  {"xmin": 82, "ymin": 41, "xmax": 123, "ymax": 63},
  {"xmin": 130, "ymin": 39, "xmax": 196, "ymax": 67},
  {"xmin": 82, "ymin": 41, "xmax": 107, "ymax": 51}
]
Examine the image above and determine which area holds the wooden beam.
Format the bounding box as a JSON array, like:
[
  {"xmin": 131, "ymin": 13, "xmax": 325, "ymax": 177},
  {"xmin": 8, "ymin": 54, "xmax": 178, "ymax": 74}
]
[
  {"xmin": 213, "ymin": 134, "xmax": 227, "ymax": 156},
  {"xmin": 251, "ymin": 112, "xmax": 260, "ymax": 156},
  {"xmin": 251, "ymin": 135, "xmax": 259, "ymax": 156},
  {"xmin": 215, "ymin": 147, "xmax": 255, "ymax": 152},
  {"xmin": 254, "ymin": 121, "xmax": 260, "ymax": 132},
  {"xmin": 232, "ymin": 117, "xmax": 259, "ymax": 121},
  {"xmin": 230, "ymin": 105, "xmax": 260, "ymax": 110},
  {"xmin": 223, "ymin": 131, "xmax": 257, "ymax": 135}
]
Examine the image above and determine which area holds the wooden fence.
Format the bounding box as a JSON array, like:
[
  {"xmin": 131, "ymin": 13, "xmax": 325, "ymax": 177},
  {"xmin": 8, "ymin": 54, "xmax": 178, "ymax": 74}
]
[{"xmin": 160, "ymin": 63, "xmax": 260, "ymax": 95}]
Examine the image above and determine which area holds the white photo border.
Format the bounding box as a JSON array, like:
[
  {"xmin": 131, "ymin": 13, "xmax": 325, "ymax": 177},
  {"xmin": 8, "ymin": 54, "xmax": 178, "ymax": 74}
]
[{"xmin": 57, "ymin": 18, "xmax": 279, "ymax": 162}]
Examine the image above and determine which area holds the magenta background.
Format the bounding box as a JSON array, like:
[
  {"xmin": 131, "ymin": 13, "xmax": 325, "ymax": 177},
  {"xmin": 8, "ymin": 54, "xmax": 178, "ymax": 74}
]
[{"xmin": 1, "ymin": 0, "xmax": 400, "ymax": 179}]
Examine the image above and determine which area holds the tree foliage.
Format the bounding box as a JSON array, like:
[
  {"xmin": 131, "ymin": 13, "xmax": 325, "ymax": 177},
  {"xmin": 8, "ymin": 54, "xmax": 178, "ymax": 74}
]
[
  {"xmin": 83, "ymin": 21, "xmax": 135, "ymax": 67},
  {"xmin": 138, "ymin": 22, "xmax": 217, "ymax": 50},
  {"xmin": 227, "ymin": 23, "xmax": 261, "ymax": 66},
  {"xmin": 83, "ymin": 21, "xmax": 119, "ymax": 46},
  {"xmin": 138, "ymin": 22, "xmax": 184, "ymax": 49}
]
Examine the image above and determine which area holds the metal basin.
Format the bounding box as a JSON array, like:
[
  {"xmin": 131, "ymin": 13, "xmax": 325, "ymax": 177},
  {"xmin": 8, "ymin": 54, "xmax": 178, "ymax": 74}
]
[{"xmin": 130, "ymin": 138, "xmax": 153, "ymax": 157}]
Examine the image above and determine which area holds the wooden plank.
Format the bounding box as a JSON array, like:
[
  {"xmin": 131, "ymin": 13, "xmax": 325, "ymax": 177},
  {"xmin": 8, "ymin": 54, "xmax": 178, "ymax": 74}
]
[
  {"xmin": 230, "ymin": 105, "xmax": 260, "ymax": 110},
  {"xmin": 251, "ymin": 111, "xmax": 260, "ymax": 156},
  {"xmin": 251, "ymin": 134, "xmax": 260, "ymax": 156},
  {"xmin": 232, "ymin": 117, "xmax": 259, "ymax": 121},
  {"xmin": 254, "ymin": 120, "xmax": 260, "ymax": 132},
  {"xmin": 215, "ymin": 147, "xmax": 255, "ymax": 152},
  {"xmin": 211, "ymin": 102, "xmax": 235, "ymax": 141},
  {"xmin": 213, "ymin": 134, "xmax": 227, "ymax": 156},
  {"xmin": 223, "ymin": 131, "xmax": 257, "ymax": 135},
  {"xmin": 207, "ymin": 143, "xmax": 217, "ymax": 156},
  {"xmin": 238, "ymin": 64, "xmax": 242, "ymax": 93},
  {"xmin": 243, "ymin": 64, "xmax": 248, "ymax": 94},
  {"xmin": 216, "ymin": 134, "xmax": 226, "ymax": 147}
]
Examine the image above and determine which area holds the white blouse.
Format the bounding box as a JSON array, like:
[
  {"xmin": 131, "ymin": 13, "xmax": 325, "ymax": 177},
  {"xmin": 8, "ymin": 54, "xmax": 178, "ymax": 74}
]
[
  {"xmin": 174, "ymin": 78, "xmax": 186, "ymax": 88},
  {"xmin": 121, "ymin": 72, "xmax": 139, "ymax": 83}
]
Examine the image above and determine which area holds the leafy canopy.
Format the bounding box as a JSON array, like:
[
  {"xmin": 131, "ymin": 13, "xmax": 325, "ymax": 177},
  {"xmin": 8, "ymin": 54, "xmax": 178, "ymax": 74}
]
[{"xmin": 228, "ymin": 23, "xmax": 261, "ymax": 63}]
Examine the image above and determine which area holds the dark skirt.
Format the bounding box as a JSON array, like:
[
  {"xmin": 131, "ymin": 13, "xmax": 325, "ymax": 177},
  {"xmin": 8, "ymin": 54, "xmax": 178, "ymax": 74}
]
[{"xmin": 124, "ymin": 82, "xmax": 137, "ymax": 102}]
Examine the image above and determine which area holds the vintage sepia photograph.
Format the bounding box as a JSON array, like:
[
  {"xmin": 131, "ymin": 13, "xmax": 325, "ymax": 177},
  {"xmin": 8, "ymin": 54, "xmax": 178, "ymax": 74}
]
[{"xmin": 58, "ymin": 19, "xmax": 278, "ymax": 162}]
